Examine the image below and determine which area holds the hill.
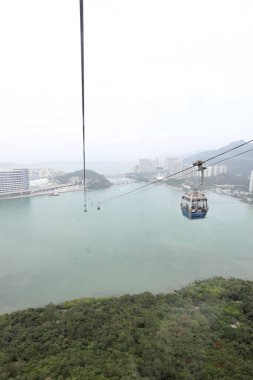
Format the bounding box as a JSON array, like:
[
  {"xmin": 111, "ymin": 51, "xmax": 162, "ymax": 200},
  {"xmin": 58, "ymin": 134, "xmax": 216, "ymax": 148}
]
[
  {"xmin": 184, "ymin": 140, "xmax": 253, "ymax": 177},
  {"xmin": 166, "ymin": 172, "xmax": 250, "ymax": 191},
  {"xmin": 54, "ymin": 169, "xmax": 112, "ymax": 190},
  {"xmin": 0, "ymin": 277, "xmax": 253, "ymax": 379}
]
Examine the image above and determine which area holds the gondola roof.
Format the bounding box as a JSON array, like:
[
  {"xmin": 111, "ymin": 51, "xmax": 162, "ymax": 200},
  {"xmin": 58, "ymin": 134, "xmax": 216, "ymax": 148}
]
[{"xmin": 182, "ymin": 192, "xmax": 207, "ymax": 201}]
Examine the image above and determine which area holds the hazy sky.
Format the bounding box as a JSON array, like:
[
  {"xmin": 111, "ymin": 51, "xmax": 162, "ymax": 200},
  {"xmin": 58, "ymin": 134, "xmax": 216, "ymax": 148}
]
[{"xmin": 0, "ymin": 0, "xmax": 253, "ymax": 163}]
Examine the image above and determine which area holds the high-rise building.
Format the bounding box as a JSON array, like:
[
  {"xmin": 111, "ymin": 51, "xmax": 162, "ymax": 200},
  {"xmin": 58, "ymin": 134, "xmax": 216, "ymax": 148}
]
[
  {"xmin": 39, "ymin": 167, "xmax": 49, "ymax": 178},
  {"xmin": 249, "ymin": 170, "xmax": 253, "ymax": 193},
  {"xmin": 0, "ymin": 169, "xmax": 30, "ymax": 196},
  {"xmin": 139, "ymin": 159, "xmax": 154, "ymax": 173},
  {"xmin": 164, "ymin": 157, "xmax": 178, "ymax": 174},
  {"xmin": 172, "ymin": 160, "xmax": 182, "ymax": 175},
  {"xmin": 219, "ymin": 165, "xmax": 227, "ymax": 175},
  {"xmin": 206, "ymin": 165, "xmax": 227, "ymax": 177},
  {"xmin": 151, "ymin": 159, "xmax": 164, "ymax": 173},
  {"xmin": 213, "ymin": 166, "xmax": 220, "ymax": 176},
  {"xmin": 206, "ymin": 166, "xmax": 214, "ymax": 177}
]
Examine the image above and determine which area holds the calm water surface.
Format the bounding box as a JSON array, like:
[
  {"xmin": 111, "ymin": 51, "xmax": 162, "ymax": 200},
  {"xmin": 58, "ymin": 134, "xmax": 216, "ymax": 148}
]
[{"xmin": 0, "ymin": 184, "xmax": 253, "ymax": 313}]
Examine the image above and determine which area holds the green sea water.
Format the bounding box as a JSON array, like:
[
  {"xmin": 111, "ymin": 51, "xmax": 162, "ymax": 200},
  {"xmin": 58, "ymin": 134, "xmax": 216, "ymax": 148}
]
[{"xmin": 0, "ymin": 184, "xmax": 253, "ymax": 313}]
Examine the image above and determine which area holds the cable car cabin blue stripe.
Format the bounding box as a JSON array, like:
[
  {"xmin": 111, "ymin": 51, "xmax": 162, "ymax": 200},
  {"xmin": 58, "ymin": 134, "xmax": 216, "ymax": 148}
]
[{"xmin": 181, "ymin": 207, "xmax": 207, "ymax": 220}]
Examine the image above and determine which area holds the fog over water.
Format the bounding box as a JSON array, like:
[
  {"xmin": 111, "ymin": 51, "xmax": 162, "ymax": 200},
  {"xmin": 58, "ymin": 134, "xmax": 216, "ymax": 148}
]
[{"xmin": 0, "ymin": 183, "xmax": 253, "ymax": 313}]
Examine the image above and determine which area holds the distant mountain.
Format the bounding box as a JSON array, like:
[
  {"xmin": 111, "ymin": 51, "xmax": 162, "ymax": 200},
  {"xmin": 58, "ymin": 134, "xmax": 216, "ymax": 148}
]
[
  {"xmin": 55, "ymin": 169, "xmax": 112, "ymax": 189},
  {"xmin": 184, "ymin": 140, "xmax": 253, "ymax": 176}
]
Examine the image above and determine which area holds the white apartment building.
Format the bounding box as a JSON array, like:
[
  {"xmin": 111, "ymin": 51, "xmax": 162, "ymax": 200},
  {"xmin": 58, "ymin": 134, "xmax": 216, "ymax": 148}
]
[
  {"xmin": 139, "ymin": 159, "xmax": 154, "ymax": 173},
  {"xmin": 39, "ymin": 167, "xmax": 49, "ymax": 178},
  {"xmin": 249, "ymin": 170, "xmax": 253, "ymax": 193},
  {"xmin": 0, "ymin": 169, "xmax": 30, "ymax": 196},
  {"xmin": 164, "ymin": 157, "xmax": 178, "ymax": 174},
  {"xmin": 206, "ymin": 166, "xmax": 214, "ymax": 177},
  {"xmin": 172, "ymin": 160, "xmax": 182, "ymax": 175},
  {"xmin": 213, "ymin": 165, "xmax": 227, "ymax": 176},
  {"xmin": 205, "ymin": 165, "xmax": 227, "ymax": 177}
]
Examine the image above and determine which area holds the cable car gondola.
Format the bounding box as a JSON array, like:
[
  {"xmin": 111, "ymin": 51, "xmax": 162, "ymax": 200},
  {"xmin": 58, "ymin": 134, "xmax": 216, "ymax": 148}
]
[{"xmin": 180, "ymin": 160, "xmax": 209, "ymax": 220}]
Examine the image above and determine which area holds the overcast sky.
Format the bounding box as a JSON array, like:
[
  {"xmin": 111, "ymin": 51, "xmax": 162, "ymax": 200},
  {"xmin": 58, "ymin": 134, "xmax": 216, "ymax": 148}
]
[{"xmin": 0, "ymin": 0, "xmax": 253, "ymax": 164}]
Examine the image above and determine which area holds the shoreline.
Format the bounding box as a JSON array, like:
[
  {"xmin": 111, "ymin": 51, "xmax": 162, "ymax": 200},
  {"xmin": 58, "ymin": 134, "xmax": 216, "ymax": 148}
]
[
  {"xmin": 1, "ymin": 179, "xmax": 252, "ymax": 205},
  {"xmin": 1, "ymin": 275, "xmax": 250, "ymax": 316}
]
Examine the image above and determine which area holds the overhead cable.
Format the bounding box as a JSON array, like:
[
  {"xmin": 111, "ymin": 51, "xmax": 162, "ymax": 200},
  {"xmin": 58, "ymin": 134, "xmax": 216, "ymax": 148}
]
[
  {"xmin": 79, "ymin": 0, "xmax": 87, "ymax": 212},
  {"xmin": 135, "ymin": 148, "xmax": 253, "ymax": 197},
  {"xmin": 123, "ymin": 148, "xmax": 253, "ymax": 199},
  {"xmin": 204, "ymin": 139, "xmax": 253, "ymax": 164},
  {"xmin": 102, "ymin": 140, "xmax": 253, "ymax": 204},
  {"xmin": 102, "ymin": 165, "xmax": 196, "ymax": 203},
  {"xmin": 206, "ymin": 148, "xmax": 253, "ymax": 167}
]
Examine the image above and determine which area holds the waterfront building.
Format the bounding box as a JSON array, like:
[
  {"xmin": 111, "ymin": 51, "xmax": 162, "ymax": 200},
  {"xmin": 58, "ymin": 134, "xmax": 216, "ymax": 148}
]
[
  {"xmin": 39, "ymin": 167, "xmax": 49, "ymax": 178},
  {"xmin": 220, "ymin": 165, "xmax": 227, "ymax": 174},
  {"xmin": 164, "ymin": 157, "xmax": 178, "ymax": 174},
  {"xmin": 213, "ymin": 166, "xmax": 220, "ymax": 176},
  {"xmin": 139, "ymin": 159, "xmax": 153, "ymax": 173},
  {"xmin": 206, "ymin": 166, "xmax": 214, "ymax": 177},
  {"xmin": 164, "ymin": 158, "xmax": 183, "ymax": 176},
  {"xmin": 154, "ymin": 158, "xmax": 160, "ymax": 168},
  {"xmin": 213, "ymin": 165, "xmax": 227, "ymax": 176},
  {"xmin": 205, "ymin": 165, "xmax": 227, "ymax": 177},
  {"xmin": 172, "ymin": 160, "xmax": 182, "ymax": 175},
  {"xmin": 0, "ymin": 169, "xmax": 30, "ymax": 197},
  {"xmin": 249, "ymin": 170, "xmax": 253, "ymax": 193},
  {"xmin": 152, "ymin": 159, "xmax": 164, "ymax": 173}
]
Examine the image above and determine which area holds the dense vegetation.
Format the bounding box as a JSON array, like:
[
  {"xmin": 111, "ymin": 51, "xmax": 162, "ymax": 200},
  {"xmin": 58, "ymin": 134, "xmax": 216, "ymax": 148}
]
[
  {"xmin": 55, "ymin": 170, "xmax": 112, "ymax": 189},
  {"xmin": 0, "ymin": 278, "xmax": 252, "ymax": 379},
  {"xmin": 165, "ymin": 173, "xmax": 250, "ymax": 192}
]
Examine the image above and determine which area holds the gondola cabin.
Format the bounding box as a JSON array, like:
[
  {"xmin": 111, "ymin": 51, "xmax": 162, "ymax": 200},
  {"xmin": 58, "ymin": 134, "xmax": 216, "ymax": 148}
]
[{"xmin": 181, "ymin": 191, "xmax": 208, "ymax": 220}]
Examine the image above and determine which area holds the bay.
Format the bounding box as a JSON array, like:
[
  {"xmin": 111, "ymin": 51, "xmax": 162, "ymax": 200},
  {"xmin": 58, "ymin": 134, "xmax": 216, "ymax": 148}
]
[{"xmin": 0, "ymin": 183, "xmax": 253, "ymax": 313}]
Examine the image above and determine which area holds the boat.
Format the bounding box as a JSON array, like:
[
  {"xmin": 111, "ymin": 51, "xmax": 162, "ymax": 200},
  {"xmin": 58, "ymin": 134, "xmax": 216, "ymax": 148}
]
[{"xmin": 48, "ymin": 191, "xmax": 59, "ymax": 196}]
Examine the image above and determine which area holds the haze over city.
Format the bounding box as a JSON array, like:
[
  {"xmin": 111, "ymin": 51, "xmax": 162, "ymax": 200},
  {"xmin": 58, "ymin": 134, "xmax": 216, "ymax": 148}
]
[
  {"xmin": 1, "ymin": 2, "xmax": 253, "ymax": 378},
  {"xmin": 1, "ymin": 0, "xmax": 253, "ymax": 164}
]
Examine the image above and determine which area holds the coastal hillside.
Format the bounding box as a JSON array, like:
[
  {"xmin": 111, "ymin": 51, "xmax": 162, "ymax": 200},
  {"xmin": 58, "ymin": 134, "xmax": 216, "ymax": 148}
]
[
  {"xmin": 184, "ymin": 140, "xmax": 253, "ymax": 176},
  {"xmin": 0, "ymin": 278, "xmax": 253, "ymax": 379},
  {"xmin": 55, "ymin": 169, "xmax": 112, "ymax": 190},
  {"xmin": 166, "ymin": 172, "xmax": 250, "ymax": 191}
]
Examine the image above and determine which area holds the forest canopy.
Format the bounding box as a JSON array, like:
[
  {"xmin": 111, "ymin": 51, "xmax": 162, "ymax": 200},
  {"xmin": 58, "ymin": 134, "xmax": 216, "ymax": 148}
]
[{"xmin": 0, "ymin": 277, "xmax": 252, "ymax": 379}]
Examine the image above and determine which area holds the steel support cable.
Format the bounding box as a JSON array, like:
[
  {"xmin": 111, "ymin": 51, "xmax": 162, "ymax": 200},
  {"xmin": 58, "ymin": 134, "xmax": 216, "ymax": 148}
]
[
  {"xmin": 76, "ymin": 2, "xmax": 251, "ymax": 209},
  {"xmin": 117, "ymin": 168, "xmax": 199, "ymax": 199},
  {"xmin": 206, "ymin": 147, "xmax": 253, "ymax": 167},
  {"xmin": 103, "ymin": 140, "xmax": 252, "ymax": 203},
  {"xmin": 101, "ymin": 165, "xmax": 196, "ymax": 203},
  {"xmin": 124, "ymin": 148, "xmax": 253, "ymax": 199},
  {"xmin": 79, "ymin": 0, "xmax": 87, "ymax": 211},
  {"xmin": 126, "ymin": 148, "xmax": 253, "ymax": 199},
  {"xmin": 120, "ymin": 148, "xmax": 253, "ymax": 200},
  {"xmin": 203, "ymin": 139, "xmax": 253, "ymax": 164},
  {"xmin": 101, "ymin": 143, "xmax": 253, "ymax": 205}
]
